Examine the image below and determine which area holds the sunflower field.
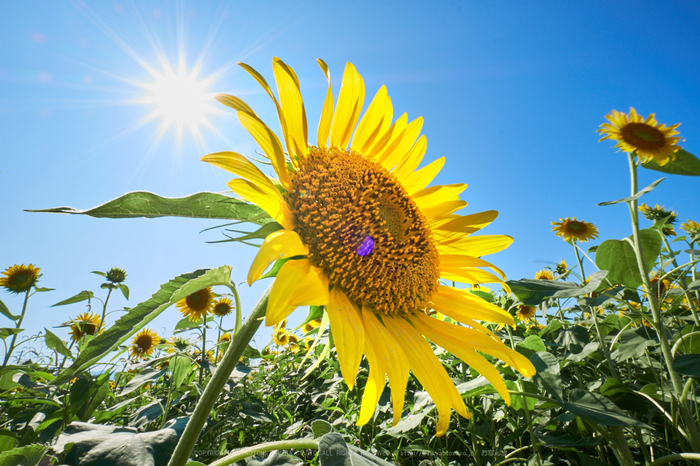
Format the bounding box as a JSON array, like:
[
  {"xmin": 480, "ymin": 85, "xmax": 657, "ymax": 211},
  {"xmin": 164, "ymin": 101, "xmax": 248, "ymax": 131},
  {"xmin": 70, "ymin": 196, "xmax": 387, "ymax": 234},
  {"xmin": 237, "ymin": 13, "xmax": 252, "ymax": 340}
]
[{"xmin": 2, "ymin": 59, "xmax": 700, "ymax": 466}]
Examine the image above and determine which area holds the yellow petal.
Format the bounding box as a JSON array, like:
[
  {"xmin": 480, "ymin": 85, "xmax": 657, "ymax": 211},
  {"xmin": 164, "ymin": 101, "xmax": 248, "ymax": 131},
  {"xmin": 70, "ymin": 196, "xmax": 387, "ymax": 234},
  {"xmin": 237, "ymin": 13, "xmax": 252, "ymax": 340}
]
[
  {"xmin": 352, "ymin": 86, "xmax": 392, "ymax": 154},
  {"xmin": 402, "ymin": 157, "xmax": 445, "ymax": 194},
  {"xmin": 330, "ymin": 63, "xmax": 365, "ymax": 149},
  {"xmin": 248, "ymin": 230, "xmax": 309, "ymax": 284},
  {"xmin": 273, "ymin": 58, "xmax": 308, "ymax": 158},
  {"xmin": 378, "ymin": 117, "xmax": 423, "ymax": 171},
  {"xmin": 413, "ymin": 313, "xmax": 511, "ymax": 405},
  {"xmin": 440, "ymin": 254, "xmax": 507, "ymax": 282},
  {"xmin": 326, "ymin": 288, "xmax": 365, "ymax": 390},
  {"xmin": 215, "ymin": 94, "xmax": 257, "ymax": 115},
  {"xmin": 266, "ymin": 259, "xmax": 329, "ymax": 326},
  {"xmin": 227, "ymin": 178, "xmax": 295, "ymax": 230},
  {"xmin": 413, "ymin": 184, "xmax": 468, "ymax": 210},
  {"xmin": 420, "ymin": 200, "xmax": 468, "ymax": 220},
  {"xmin": 437, "ymin": 235, "xmax": 514, "ymax": 256},
  {"xmin": 431, "ymin": 211, "xmax": 499, "ymax": 244},
  {"xmin": 384, "ymin": 315, "xmax": 469, "ymax": 436},
  {"xmin": 392, "ymin": 135, "xmax": 427, "ymax": 183},
  {"xmin": 368, "ymin": 113, "xmax": 407, "ymax": 160},
  {"xmin": 431, "ymin": 285, "xmax": 515, "ymax": 326},
  {"xmin": 202, "ymin": 151, "xmax": 280, "ymax": 199},
  {"xmin": 362, "ymin": 310, "xmax": 410, "ymax": 425},
  {"xmin": 316, "ymin": 59, "xmax": 333, "ymax": 148},
  {"xmin": 357, "ymin": 337, "xmax": 385, "ymax": 426},
  {"xmin": 440, "ymin": 268, "xmax": 505, "ymax": 286},
  {"xmin": 236, "ymin": 112, "xmax": 292, "ymax": 190}
]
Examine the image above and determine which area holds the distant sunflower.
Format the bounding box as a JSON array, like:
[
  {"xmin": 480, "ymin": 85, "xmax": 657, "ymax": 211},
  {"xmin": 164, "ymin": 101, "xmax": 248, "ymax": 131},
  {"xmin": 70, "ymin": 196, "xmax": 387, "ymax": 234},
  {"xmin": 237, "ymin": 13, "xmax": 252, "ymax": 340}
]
[
  {"xmin": 639, "ymin": 204, "xmax": 678, "ymax": 224},
  {"xmin": 69, "ymin": 312, "xmax": 101, "ymax": 341},
  {"xmin": 105, "ymin": 267, "xmax": 127, "ymax": 284},
  {"xmin": 165, "ymin": 336, "xmax": 192, "ymax": 353},
  {"xmin": 176, "ymin": 288, "xmax": 213, "ymax": 322},
  {"xmin": 0, "ymin": 264, "xmax": 40, "ymax": 294},
  {"xmin": 302, "ymin": 319, "xmax": 322, "ymax": 333},
  {"xmin": 273, "ymin": 328, "xmax": 290, "ymax": 346},
  {"xmin": 598, "ymin": 107, "xmax": 682, "ymax": 166},
  {"xmin": 551, "ymin": 217, "xmax": 599, "ymax": 243},
  {"xmin": 681, "ymin": 220, "xmax": 700, "ymax": 242},
  {"xmin": 219, "ymin": 332, "xmax": 232, "ymax": 343},
  {"xmin": 535, "ymin": 269, "xmax": 554, "ymax": 280},
  {"xmin": 130, "ymin": 328, "xmax": 161, "ymax": 360},
  {"xmin": 212, "ymin": 297, "xmax": 234, "ymax": 317},
  {"xmin": 288, "ymin": 342, "xmax": 301, "ymax": 354},
  {"xmin": 203, "ymin": 58, "xmax": 535, "ymax": 435},
  {"xmin": 516, "ymin": 305, "xmax": 537, "ymax": 321}
]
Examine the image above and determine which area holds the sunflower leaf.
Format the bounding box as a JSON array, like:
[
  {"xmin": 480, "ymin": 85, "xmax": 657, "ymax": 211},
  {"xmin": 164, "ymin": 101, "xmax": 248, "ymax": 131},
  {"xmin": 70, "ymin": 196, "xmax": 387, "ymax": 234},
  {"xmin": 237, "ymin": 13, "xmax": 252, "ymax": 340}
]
[
  {"xmin": 44, "ymin": 328, "xmax": 74, "ymax": 361},
  {"xmin": 641, "ymin": 149, "xmax": 700, "ymax": 176},
  {"xmin": 562, "ymin": 389, "xmax": 648, "ymax": 427},
  {"xmin": 52, "ymin": 266, "xmax": 233, "ymax": 385},
  {"xmin": 51, "ymin": 291, "xmax": 94, "ymax": 307},
  {"xmin": 597, "ymin": 177, "xmax": 665, "ymax": 206},
  {"xmin": 27, "ymin": 191, "xmax": 271, "ymax": 224},
  {"xmin": 0, "ymin": 444, "xmax": 49, "ymax": 466},
  {"xmin": 594, "ymin": 229, "xmax": 662, "ymax": 289},
  {"xmin": 0, "ymin": 300, "xmax": 19, "ymax": 321}
]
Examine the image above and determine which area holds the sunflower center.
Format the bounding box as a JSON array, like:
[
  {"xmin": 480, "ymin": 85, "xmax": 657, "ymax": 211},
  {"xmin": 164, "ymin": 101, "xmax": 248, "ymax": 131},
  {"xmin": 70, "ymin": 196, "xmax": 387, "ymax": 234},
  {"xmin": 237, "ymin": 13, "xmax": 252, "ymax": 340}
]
[
  {"xmin": 135, "ymin": 335, "xmax": 153, "ymax": 351},
  {"xmin": 9, "ymin": 272, "xmax": 29, "ymax": 286},
  {"xmin": 186, "ymin": 289, "xmax": 210, "ymax": 312},
  {"xmin": 621, "ymin": 122, "xmax": 666, "ymax": 150},
  {"xmin": 289, "ymin": 147, "xmax": 440, "ymax": 316},
  {"xmin": 568, "ymin": 221, "xmax": 585, "ymax": 232}
]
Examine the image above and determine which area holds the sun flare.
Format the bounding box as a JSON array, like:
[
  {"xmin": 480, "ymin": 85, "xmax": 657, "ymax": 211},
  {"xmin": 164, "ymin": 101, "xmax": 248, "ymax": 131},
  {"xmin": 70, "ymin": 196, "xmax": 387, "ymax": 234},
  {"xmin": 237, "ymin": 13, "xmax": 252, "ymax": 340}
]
[{"xmin": 141, "ymin": 64, "xmax": 218, "ymax": 142}]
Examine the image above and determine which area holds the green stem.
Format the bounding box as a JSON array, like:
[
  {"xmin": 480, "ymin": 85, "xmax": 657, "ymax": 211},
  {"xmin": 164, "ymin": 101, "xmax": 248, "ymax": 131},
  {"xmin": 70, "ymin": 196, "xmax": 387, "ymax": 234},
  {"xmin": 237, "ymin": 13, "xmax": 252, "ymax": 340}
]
[
  {"xmin": 167, "ymin": 285, "xmax": 271, "ymax": 466},
  {"xmin": 208, "ymin": 439, "xmax": 319, "ymax": 466},
  {"xmin": 227, "ymin": 282, "xmax": 243, "ymax": 336},
  {"xmin": 660, "ymin": 234, "xmax": 700, "ymax": 325},
  {"xmin": 647, "ymin": 452, "xmax": 700, "ymax": 466},
  {"xmin": 2, "ymin": 289, "xmax": 31, "ymax": 367},
  {"xmin": 573, "ymin": 243, "xmax": 586, "ymax": 283},
  {"xmin": 609, "ymin": 426, "xmax": 636, "ymax": 466},
  {"xmin": 98, "ymin": 287, "xmax": 114, "ymax": 332},
  {"xmin": 199, "ymin": 320, "xmax": 207, "ymax": 386}
]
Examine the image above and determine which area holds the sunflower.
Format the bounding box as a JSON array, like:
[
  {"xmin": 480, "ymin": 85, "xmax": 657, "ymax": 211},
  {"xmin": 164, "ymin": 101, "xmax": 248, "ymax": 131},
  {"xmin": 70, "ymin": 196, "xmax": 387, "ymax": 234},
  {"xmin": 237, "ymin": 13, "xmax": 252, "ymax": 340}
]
[
  {"xmin": 598, "ymin": 107, "xmax": 682, "ymax": 166},
  {"xmin": 273, "ymin": 328, "xmax": 290, "ymax": 346},
  {"xmin": 288, "ymin": 342, "xmax": 301, "ymax": 354},
  {"xmin": 555, "ymin": 259, "xmax": 568, "ymax": 276},
  {"xmin": 203, "ymin": 58, "xmax": 535, "ymax": 435},
  {"xmin": 0, "ymin": 264, "xmax": 40, "ymax": 294},
  {"xmin": 105, "ymin": 267, "xmax": 127, "ymax": 283},
  {"xmin": 534, "ymin": 269, "xmax": 554, "ymax": 280},
  {"xmin": 551, "ymin": 217, "xmax": 599, "ymax": 243},
  {"xmin": 165, "ymin": 336, "xmax": 192, "ymax": 353},
  {"xmin": 69, "ymin": 312, "xmax": 101, "ymax": 341},
  {"xmin": 130, "ymin": 328, "xmax": 161, "ymax": 360},
  {"xmin": 681, "ymin": 220, "xmax": 700, "ymax": 242},
  {"xmin": 176, "ymin": 287, "xmax": 213, "ymax": 322},
  {"xmin": 516, "ymin": 305, "xmax": 537, "ymax": 321},
  {"xmin": 212, "ymin": 297, "xmax": 234, "ymax": 317},
  {"xmin": 219, "ymin": 332, "xmax": 232, "ymax": 343},
  {"xmin": 302, "ymin": 319, "xmax": 322, "ymax": 333}
]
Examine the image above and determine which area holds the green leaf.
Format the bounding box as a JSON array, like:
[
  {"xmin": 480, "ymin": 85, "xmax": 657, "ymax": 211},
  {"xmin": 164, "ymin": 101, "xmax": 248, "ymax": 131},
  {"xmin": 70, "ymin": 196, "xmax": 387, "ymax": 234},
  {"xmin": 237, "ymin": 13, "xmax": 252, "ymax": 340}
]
[
  {"xmin": 530, "ymin": 352, "xmax": 562, "ymax": 401},
  {"xmin": 44, "ymin": 329, "xmax": 73, "ymax": 361},
  {"xmin": 676, "ymin": 326, "xmax": 700, "ymax": 354},
  {"xmin": 456, "ymin": 376, "xmax": 498, "ymax": 398},
  {"xmin": 122, "ymin": 368, "xmax": 167, "ymax": 396},
  {"xmin": 117, "ymin": 284, "xmax": 130, "ymax": 300},
  {"xmin": 507, "ymin": 271, "xmax": 609, "ymax": 306},
  {"xmin": 516, "ymin": 335, "xmax": 546, "ymax": 358},
  {"xmin": 562, "ymin": 388, "xmax": 648, "ymax": 427},
  {"xmin": 641, "ymin": 149, "xmax": 700, "ymax": 176},
  {"xmin": 597, "ymin": 177, "xmax": 665, "ymax": 206},
  {"xmin": 595, "ymin": 229, "xmax": 662, "ymax": 288},
  {"xmin": 536, "ymin": 434, "xmax": 600, "ymax": 448},
  {"xmin": 174, "ymin": 317, "xmax": 201, "ymax": 330},
  {"xmin": 0, "ymin": 301, "xmax": 18, "ymax": 321},
  {"xmin": 130, "ymin": 400, "xmax": 164, "ymax": 429},
  {"xmin": 0, "ymin": 429, "xmax": 14, "ymax": 454},
  {"xmin": 28, "ymin": 191, "xmax": 271, "ymax": 223},
  {"xmin": 209, "ymin": 222, "xmax": 284, "ymax": 244},
  {"xmin": 555, "ymin": 325, "xmax": 590, "ymax": 354},
  {"xmin": 52, "ymin": 417, "xmax": 188, "ymax": 466},
  {"xmin": 171, "ymin": 356, "xmax": 191, "ymax": 390},
  {"xmin": 0, "ymin": 444, "xmax": 48, "ymax": 466},
  {"xmin": 567, "ymin": 342, "xmax": 600, "ymax": 362},
  {"xmin": 318, "ymin": 432, "xmax": 395, "ymax": 466},
  {"xmin": 612, "ymin": 327, "xmax": 658, "ymax": 362},
  {"xmin": 0, "ymin": 329, "xmax": 22, "ymax": 340},
  {"xmin": 53, "ymin": 266, "xmax": 233, "ymax": 385},
  {"xmin": 672, "ymin": 354, "xmax": 700, "ymax": 379},
  {"xmin": 311, "ymin": 420, "xmax": 333, "ymax": 439},
  {"xmin": 52, "ymin": 291, "xmax": 94, "ymax": 307}
]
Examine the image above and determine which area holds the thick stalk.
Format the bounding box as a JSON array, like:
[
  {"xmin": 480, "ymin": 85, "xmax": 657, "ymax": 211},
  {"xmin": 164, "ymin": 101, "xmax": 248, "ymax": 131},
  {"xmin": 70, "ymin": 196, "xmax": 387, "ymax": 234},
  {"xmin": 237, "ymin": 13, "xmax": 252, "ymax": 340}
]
[
  {"xmin": 2, "ymin": 289, "xmax": 31, "ymax": 367},
  {"xmin": 627, "ymin": 153, "xmax": 700, "ymax": 451},
  {"xmin": 660, "ymin": 234, "xmax": 700, "ymax": 325},
  {"xmin": 167, "ymin": 286, "xmax": 271, "ymax": 466},
  {"xmin": 609, "ymin": 426, "xmax": 636, "ymax": 466}
]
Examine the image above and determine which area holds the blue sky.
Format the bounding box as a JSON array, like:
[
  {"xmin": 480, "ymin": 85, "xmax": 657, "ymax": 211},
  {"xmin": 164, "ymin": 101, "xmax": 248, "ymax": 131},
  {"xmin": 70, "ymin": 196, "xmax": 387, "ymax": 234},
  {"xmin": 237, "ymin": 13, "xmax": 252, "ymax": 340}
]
[{"xmin": 2, "ymin": 0, "xmax": 699, "ymax": 352}]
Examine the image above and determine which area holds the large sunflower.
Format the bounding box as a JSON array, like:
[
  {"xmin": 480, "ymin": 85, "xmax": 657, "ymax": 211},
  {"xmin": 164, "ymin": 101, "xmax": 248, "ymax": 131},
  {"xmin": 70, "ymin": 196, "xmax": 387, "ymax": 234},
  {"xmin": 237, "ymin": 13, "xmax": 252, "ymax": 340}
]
[
  {"xmin": 203, "ymin": 58, "xmax": 535, "ymax": 435},
  {"xmin": 130, "ymin": 328, "xmax": 161, "ymax": 360},
  {"xmin": 69, "ymin": 312, "xmax": 101, "ymax": 341},
  {"xmin": 597, "ymin": 107, "xmax": 682, "ymax": 166},
  {"xmin": 551, "ymin": 217, "xmax": 599, "ymax": 243},
  {"xmin": 176, "ymin": 287, "xmax": 213, "ymax": 322}
]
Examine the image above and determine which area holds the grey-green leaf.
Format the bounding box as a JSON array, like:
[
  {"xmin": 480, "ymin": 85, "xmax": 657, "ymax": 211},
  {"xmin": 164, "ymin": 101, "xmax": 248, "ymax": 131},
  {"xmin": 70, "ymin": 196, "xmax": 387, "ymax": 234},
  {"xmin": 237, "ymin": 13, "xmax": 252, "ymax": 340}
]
[
  {"xmin": 0, "ymin": 444, "xmax": 49, "ymax": 466},
  {"xmin": 311, "ymin": 419, "xmax": 333, "ymax": 439},
  {"xmin": 0, "ymin": 301, "xmax": 18, "ymax": 321},
  {"xmin": 318, "ymin": 433, "xmax": 395, "ymax": 466},
  {"xmin": 53, "ymin": 266, "xmax": 233, "ymax": 385},
  {"xmin": 672, "ymin": 354, "xmax": 700, "ymax": 379},
  {"xmin": 44, "ymin": 329, "xmax": 73, "ymax": 360},
  {"xmin": 27, "ymin": 191, "xmax": 271, "ymax": 224},
  {"xmin": 562, "ymin": 389, "xmax": 648, "ymax": 427},
  {"xmin": 597, "ymin": 177, "xmax": 664, "ymax": 206},
  {"xmin": 641, "ymin": 149, "xmax": 700, "ymax": 176}
]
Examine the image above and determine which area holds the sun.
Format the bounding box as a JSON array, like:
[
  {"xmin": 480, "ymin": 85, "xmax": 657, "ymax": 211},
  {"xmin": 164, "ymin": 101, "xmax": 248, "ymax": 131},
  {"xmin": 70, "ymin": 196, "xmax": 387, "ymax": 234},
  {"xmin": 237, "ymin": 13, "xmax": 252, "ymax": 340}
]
[{"xmin": 141, "ymin": 63, "xmax": 218, "ymax": 143}]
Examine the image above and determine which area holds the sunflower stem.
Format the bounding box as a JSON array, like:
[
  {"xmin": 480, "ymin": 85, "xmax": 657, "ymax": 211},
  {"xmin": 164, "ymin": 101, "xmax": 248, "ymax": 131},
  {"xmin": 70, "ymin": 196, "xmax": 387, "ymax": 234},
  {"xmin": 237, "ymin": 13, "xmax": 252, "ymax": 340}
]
[
  {"xmin": 573, "ymin": 243, "xmax": 586, "ymax": 283},
  {"xmin": 98, "ymin": 287, "xmax": 114, "ymax": 333},
  {"xmin": 199, "ymin": 319, "xmax": 207, "ymax": 386},
  {"xmin": 2, "ymin": 289, "xmax": 31, "ymax": 367},
  {"xmin": 626, "ymin": 152, "xmax": 700, "ymax": 452},
  {"xmin": 167, "ymin": 285, "xmax": 271, "ymax": 466},
  {"xmin": 207, "ymin": 439, "xmax": 319, "ymax": 466}
]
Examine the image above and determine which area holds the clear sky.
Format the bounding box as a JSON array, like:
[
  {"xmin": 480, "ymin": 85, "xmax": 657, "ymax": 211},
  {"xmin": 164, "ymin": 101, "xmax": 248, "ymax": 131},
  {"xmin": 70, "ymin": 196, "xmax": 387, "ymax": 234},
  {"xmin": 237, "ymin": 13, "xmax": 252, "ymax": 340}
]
[{"xmin": 2, "ymin": 0, "xmax": 699, "ymax": 350}]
